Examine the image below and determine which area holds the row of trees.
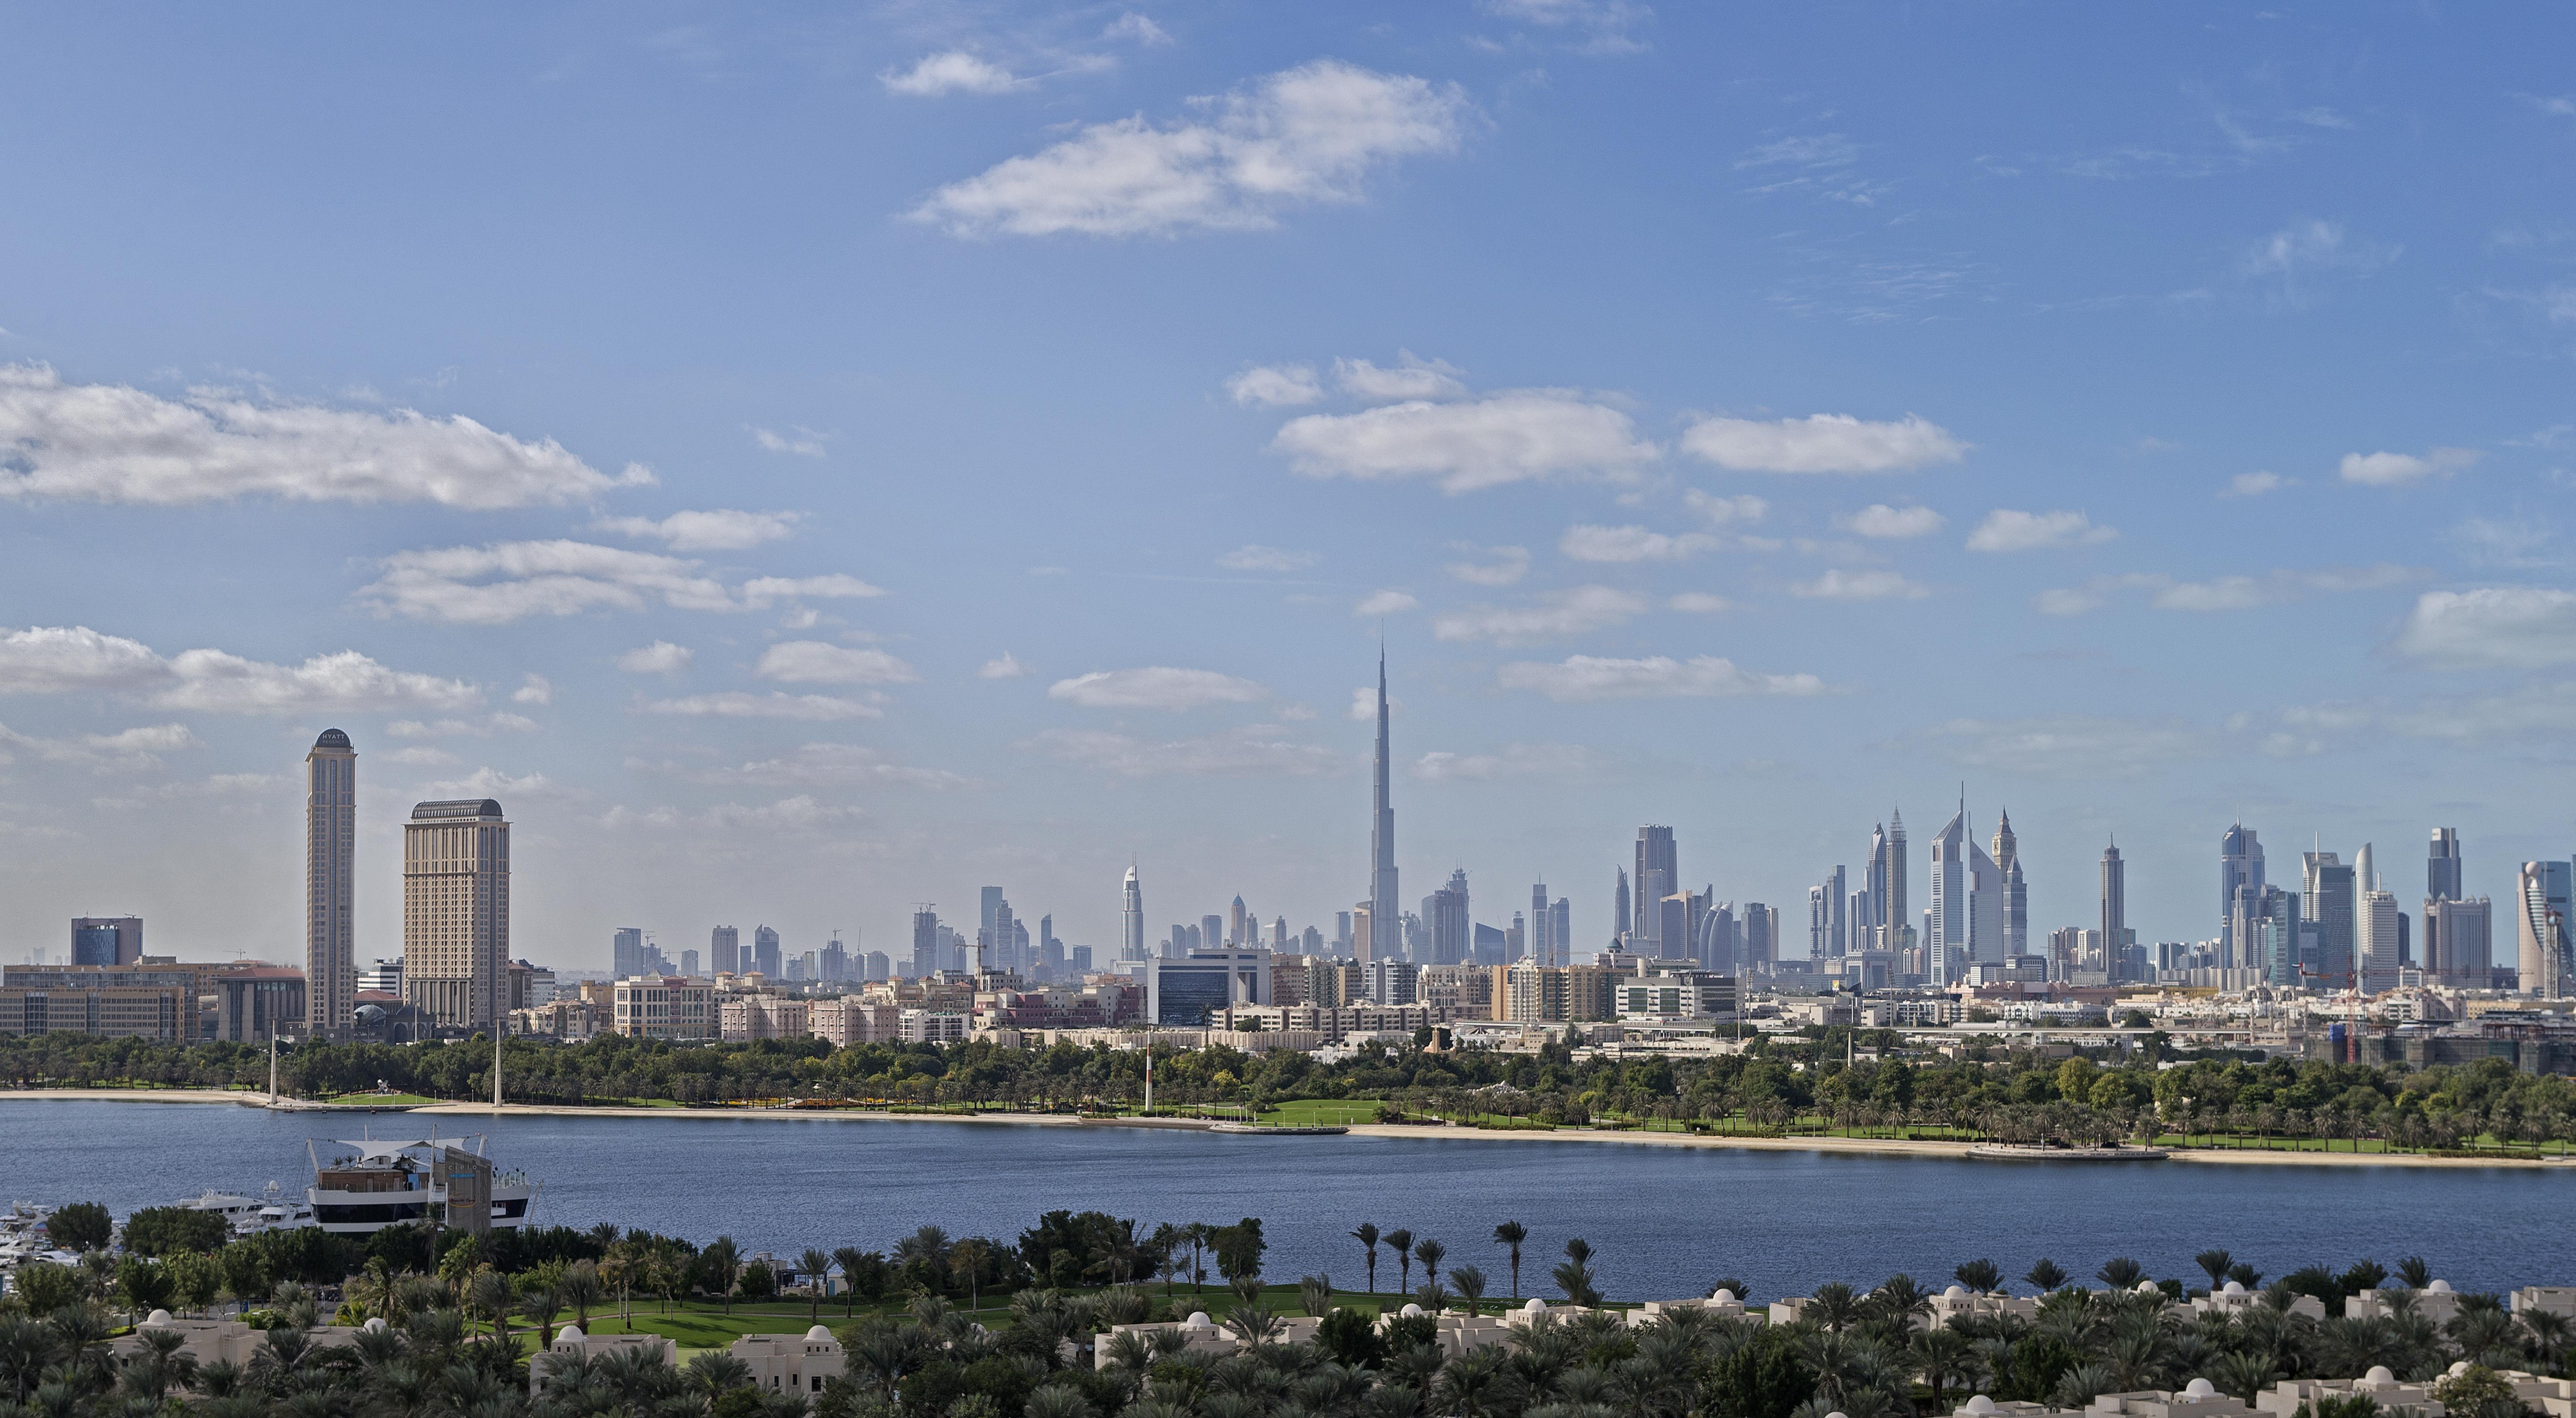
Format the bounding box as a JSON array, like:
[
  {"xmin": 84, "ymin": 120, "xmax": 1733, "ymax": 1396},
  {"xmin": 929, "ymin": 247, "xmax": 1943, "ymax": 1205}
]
[{"xmin": 11, "ymin": 1030, "xmax": 2576, "ymax": 1149}]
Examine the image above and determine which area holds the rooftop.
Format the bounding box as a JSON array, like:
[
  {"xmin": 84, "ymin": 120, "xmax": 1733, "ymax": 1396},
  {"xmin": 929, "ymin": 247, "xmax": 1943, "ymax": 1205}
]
[{"xmin": 410, "ymin": 798, "xmax": 504, "ymax": 821}]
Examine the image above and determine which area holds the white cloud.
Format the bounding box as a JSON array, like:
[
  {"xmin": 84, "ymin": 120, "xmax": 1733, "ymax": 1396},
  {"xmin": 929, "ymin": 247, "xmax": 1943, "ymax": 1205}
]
[
  {"xmin": 0, "ymin": 363, "xmax": 652, "ymax": 509},
  {"xmin": 422, "ymin": 767, "xmax": 564, "ymax": 801},
  {"xmin": 1354, "ymin": 589, "xmax": 1420, "ymax": 616},
  {"xmin": 593, "ymin": 509, "xmax": 802, "ymax": 551},
  {"xmin": 1103, "ymin": 13, "xmax": 1173, "ymax": 45},
  {"xmin": 1334, "ymin": 353, "xmax": 1468, "ymax": 402},
  {"xmin": 618, "ymin": 641, "xmax": 694, "ymax": 674},
  {"xmin": 1793, "ymin": 569, "xmax": 1929, "ymax": 601},
  {"xmin": 1558, "ymin": 524, "xmax": 1719, "ymax": 563},
  {"xmin": 1680, "ymin": 413, "xmax": 1965, "ymax": 474},
  {"xmin": 648, "ymin": 742, "xmax": 972, "ymax": 791},
  {"xmin": 1047, "ymin": 666, "xmax": 1268, "ymax": 711},
  {"xmin": 1433, "ymin": 585, "xmax": 1647, "ymax": 645},
  {"xmin": 912, "ymin": 60, "xmax": 1468, "ymax": 238},
  {"xmin": 1217, "ymin": 544, "xmax": 1319, "ymax": 572},
  {"xmin": 1444, "ymin": 545, "xmax": 1531, "ymax": 585},
  {"xmin": 0, "ymin": 720, "xmax": 201, "ymax": 774},
  {"xmin": 1274, "ymin": 390, "xmax": 1658, "ymax": 493},
  {"xmin": 2221, "ymin": 471, "xmax": 2292, "ymax": 498},
  {"xmin": 1966, "ymin": 509, "xmax": 2118, "ymax": 552},
  {"xmin": 881, "ymin": 51, "xmax": 1024, "ymax": 97},
  {"xmin": 977, "ymin": 653, "xmax": 1029, "ymax": 679},
  {"xmin": 511, "ymin": 673, "xmax": 553, "ymax": 705},
  {"xmin": 1225, "ymin": 365, "xmax": 1323, "ymax": 408},
  {"xmin": 381, "ymin": 746, "xmax": 458, "ymax": 766},
  {"xmin": 2038, "ymin": 564, "xmax": 2423, "ymax": 616},
  {"xmin": 636, "ymin": 692, "xmax": 883, "ymax": 721},
  {"xmin": 1683, "ymin": 491, "xmax": 1769, "ymax": 527},
  {"xmin": 2245, "ymin": 220, "xmax": 2397, "ymax": 281},
  {"xmin": 1667, "ymin": 592, "xmax": 1731, "ymax": 613},
  {"xmin": 2339, "ymin": 447, "xmax": 2480, "ymax": 487},
  {"xmin": 2395, "ymin": 588, "xmax": 2576, "ymax": 669},
  {"xmin": 1412, "ymin": 742, "xmax": 1594, "ymax": 781},
  {"xmin": 748, "ymin": 426, "xmax": 826, "ymax": 457},
  {"xmin": 1495, "ymin": 654, "xmax": 1829, "ymax": 702},
  {"xmin": 360, "ymin": 540, "xmax": 882, "ymax": 624},
  {"xmin": 1844, "ymin": 504, "xmax": 1943, "ymax": 539},
  {"xmin": 1916, "ymin": 715, "xmax": 2212, "ymax": 779},
  {"xmin": 1029, "ymin": 726, "xmax": 1347, "ymax": 777},
  {"xmin": 384, "ymin": 713, "xmax": 538, "ymax": 739},
  {"xmin": 0, "ymin": 625, "xmax": 480, "ymax": 715},
  {"xmin": 699, "ymin": 796, "xmax": 863, "ymax": 830},
  {"xmin": 753, "ymin": 641, "xmax": 920, "ymax": 686}
]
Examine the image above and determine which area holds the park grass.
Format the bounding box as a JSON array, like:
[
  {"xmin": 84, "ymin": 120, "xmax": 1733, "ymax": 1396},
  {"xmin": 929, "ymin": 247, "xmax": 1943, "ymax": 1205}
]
[{"xmin": 1259, "ymin": 1099, "xmax": 1382, "ymax": 1126}]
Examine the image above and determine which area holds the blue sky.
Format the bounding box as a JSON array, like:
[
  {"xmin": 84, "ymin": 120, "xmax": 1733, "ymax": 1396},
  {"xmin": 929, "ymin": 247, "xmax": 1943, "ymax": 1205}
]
[{"xmin": 4, "ymin": 2, "xmax": 2576, "ymax": 969}]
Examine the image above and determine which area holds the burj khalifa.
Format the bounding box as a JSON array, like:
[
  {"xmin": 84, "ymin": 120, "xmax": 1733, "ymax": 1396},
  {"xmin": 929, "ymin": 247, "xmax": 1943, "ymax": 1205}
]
[{"xmin": 1369, "ymin": 652, "xmax": 1399, "ymax": 960}]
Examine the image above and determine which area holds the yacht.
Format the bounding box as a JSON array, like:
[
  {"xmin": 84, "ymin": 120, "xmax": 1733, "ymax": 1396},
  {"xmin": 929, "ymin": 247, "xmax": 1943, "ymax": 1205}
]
[
  {"xmin": 177, "ymin": 1182, "xmax": 313, "ymax": 1235},
  {"xmin": 306, "ymin": 1134, "xmax": 539, "ymax": 1235}
]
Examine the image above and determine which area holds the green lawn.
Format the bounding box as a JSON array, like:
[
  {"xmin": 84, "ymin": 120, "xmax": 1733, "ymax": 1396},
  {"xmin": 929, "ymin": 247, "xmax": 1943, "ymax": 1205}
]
[{"xmin": 1258, "ymin": 1099, "xmax": 1383, "ymax": 1126}]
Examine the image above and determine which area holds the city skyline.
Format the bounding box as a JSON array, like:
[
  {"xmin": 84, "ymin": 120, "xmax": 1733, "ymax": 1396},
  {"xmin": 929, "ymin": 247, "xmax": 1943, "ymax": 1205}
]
[{"xmin": 3, "ymin": 8, "xmax": 2576, "ymax": 968}]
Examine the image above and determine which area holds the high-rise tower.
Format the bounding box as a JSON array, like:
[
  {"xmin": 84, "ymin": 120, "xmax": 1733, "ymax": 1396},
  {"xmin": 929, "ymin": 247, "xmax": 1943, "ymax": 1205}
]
[
  {"xmin": 305, "ymin": 729, "xmax": 357, "ymax": 1038},
  {"xmin": 1885, "ymin": 809, "xmax": 1909, "ymax": 949},
  {"xmin": 2428, "ymin": 829, "xmax": 2463, "ymax": 902},
  {"xmin": 2220, "ymin": 822, "xmax": 2264, "ymax": 963},
  {"xmin": 2100, "ymin": 839, "xmax": 2127, "ymax": 972},
  {"xmin": 1633, "ymin": 826, "xmax": 1677, "ymax": 952},
  {"xmin": 1122, "ymin": 863, "xmax": 1146, "ymax": 961},
  {"xmin": 402, "ymin": 797, "xmax": 510, "ymax": 1029},
  {"xmin": 1368, "ymin": 651, "xmax": 1399, "ymax": 973},
  {"xmin": 1992, "ymin": 810, "xmax": 2026, "ymax": 959}
]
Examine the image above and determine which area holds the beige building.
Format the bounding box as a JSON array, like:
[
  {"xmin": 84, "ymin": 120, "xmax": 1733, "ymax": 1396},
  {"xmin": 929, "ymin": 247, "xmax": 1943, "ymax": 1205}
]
[
  {"xmin": 305, "ymin": 730, "xmax": 357, "ymax": 1037},
  {"xmin": 613, "ymin": 976, "xmax": 716, "ymax": 1039},
  {"xmin": 402, "ymin": 798, "xmax": 511, "ymax": 1029}
]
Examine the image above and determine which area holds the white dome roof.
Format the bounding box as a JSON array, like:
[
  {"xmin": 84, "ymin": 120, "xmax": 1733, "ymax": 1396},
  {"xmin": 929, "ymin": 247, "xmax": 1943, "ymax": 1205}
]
[
  {"xmin": 1183, "ymin": 1312, "xmax": 1212, "ymax": 1328},
  {"xmin": 1400, "ymin": 1303, "xmax": 1424, "ymax": 1317},
  {"xmin": 144, "ymin": 1309, "xmax": 173, "ymax": 1326},
  {"xmin": 805, "ymin": 1325, "xmax": 832, "ymax": 1342},
  {"xmin": 1961, "ymin": 1397, "xmax": 1999, "ymax": 1416},
  {"xmin": 2221, "ymin": 1280, "xmax": 2246, "ymax": 1295},
  {"xmin": 364, "ymin": 1317, "xmax": 388, "ymax": 1333},
  {"xmin": 1712, "ymin": 1289, "xmax": 1739, "ymax": 1305},
  {"xmin": 1523, "ymin": 1298, "xmax": 1547, "ymax": 1314},
  {"xmin": 2183, "ymin": 1379, "xmax": 2217, "ymax": 1399},
  {"xmin": 1945, "ymin": 1285, "xmax": 1967, "ymax": 1299},
  {"xmin": 556, "ymin": 1324, "xmax": 585, "ymax": 1343},
  {"xmin": 2361, "ymin": 1367, "xmax": 2397, "ymax": 1389},
  {"xmin": 2428, "ymin": 1280, "xmax": 2454, "ymax": 1293},
  {"xmin": 2137, "ymin": 1280, "xmax": 2160, "ymax": 1293}
]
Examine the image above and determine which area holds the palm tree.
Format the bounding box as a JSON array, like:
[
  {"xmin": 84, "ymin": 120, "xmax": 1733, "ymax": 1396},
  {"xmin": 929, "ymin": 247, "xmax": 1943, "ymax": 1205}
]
[
  {"xmin": 2195, "ymin": 1250, "xmax": 2234, "ymax": 1291},
  {"xmin": 1955, "ymin": 1259, "xmax": 2003, "ymax": 1293},
  {"xmin": 703, "ymin": 1236, "xmax": 744, "ymax": 1313},
  {"xmin": 465, "ymin": 1270, "xmax": 514, "ymax": 1345},
  {"xmin": 832, "ymin": 1247, "xmax": 868, "ymax": 1318},
  {"xmin": 1552, "ymin": 1238, "xmax": 1599, "ymax": 1308},
  {"xmin": 519, "ymin": 1286, "xmax": 563, "ymax": 1348},
  {"xmin": 1300, "ymin": 1275, "xmax": 1333, "ymax": 1318},
  {"xmin": 1351, "ymin": 1223, "xmax": 1382, "ymax": 1295},
  {"xmin": 559, "ymin": 1260, "xmax": 607, "ymax": 1330},
  {"xmin": 1810, "ymin": 1282, "xmax": 1861, "ymax": 1334},
  {"xmin": 2097, "ymin": 1258, "xmax": 2145, "ymax": 1289},
  {"xmin": 2396, "ymin": 1255, "xmax": 2432, "ymax": 1290},
  {"xmin": 1385, "ymin": 1229, "xmax": 1416, "ymax": 1294},
  {"xmin": 1414, "ymin": 1239, "xmax": 1446, "ymax": 1294},
  {"xmin": 1493, "ymin": 1222, "xmax": 1528, "ymax": 1300},
  {"xmin": 2025, "ymin": 1258, "xmax": 2069, "ymax": 1293},
  {"xmin": 798, "ymin": 1249, "xmax": 834, "ymax": 1324},
  {"xmin": 952, "ymin": 1239, "xmax": 993, "ymax": 1312},
  {"xmin": 1450, "ymin": 1265, "xmax": 1488, "ymax": 1318},
  {"xmin": 1911, "ymin": 1326, "xmax": 1974, "ymax": 1411}
]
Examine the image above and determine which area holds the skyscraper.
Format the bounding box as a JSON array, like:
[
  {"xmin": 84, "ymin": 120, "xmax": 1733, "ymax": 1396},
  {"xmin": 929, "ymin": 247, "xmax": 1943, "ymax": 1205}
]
[
  {"xmin": 1122, "ymin": 864, "xmax": 1146, "ymax": 961},
  {"xmin": 2428, "ymin": 828, "xmax": 2464, "ymax": 902},
  {"xmin": 1428, "ymin": 868, "xmax": 1469, "ymax": 965},
  {"xmin": 710, "ymin": 925, "xmax": 740, "ymax": 976},
  {"xmin": 1530, "ymin": 880, "xmax": 1551, "ymax": 965},
  {"xmin": 612, "ymin": 927, "xmax": 645, "ymax": 978},
  {"xmin": 1885, "ymin": 809, "xmax": 1909, "ymax": 950},
  {"xmin": 2519, "ymin": 861, "xmax": 2571, "ymax": 997},
  {"xmin": 2423, "ymin": 895, "xmax": 2491, "ymax": 986},
  {"xmin": 1549, "ymin": 896, "xmax": 1570, "ymax": 967},
  {"xmin": 401, "ymin": 797, "xmax": 510, "ymax": 1029},
  {"xmin": 2302, "ymin": 850, "xmax": 2354, "ymax": 985},
  {"xmin": 1614, "ymin": 867, "xmax": 1631, "ymax": 939},
  {"xmin": 1861, "ymin": 822, "xmax": 1889, "ymax": 947},
  {"xmin": 1229, "ymin": 895, "xmax": 1249, "ymax": 947},
  {"xmin": 305, "ymin": 729, "xmax": 357, "ymax": 1038},
  {"xmin": 911, "ymin": 907, "xmax": 939, "ymax": 978},
  {"xmin": 2099, "ymin": 840, "xmax": 2126, "ymax": 969},
  {"xmin": 753, "ymin": 924, "xmax": 782, "ymax": 977},
  {"xmin": 1928, "ymin": 805, "xmax": 2002, "ymax": 983},
  {"xmin": 1634, "ymin": 826, "xmax": 1676, "ymax": 951},
  {"xmin": 980, "ymin": 886, "xmax": 1005, "ymax": 951},
  {"xmin": 1820, "ymin": 865, "xmax": 1847, "ymax": 956},
  {"xmin": 2358, "ymin": 882, "xmax": 2402, "ymax": 989},
  {"xmin": 1368, "ymin": 652, "xmax": 1399, "ymax": 972},
  {"xmin": 2219, "ymin": 822, "xmax": 2264, "ymax": 964},
  {"xmin": 1991, "ymin": 813, "xmax": 2025, "ymax": 959}
]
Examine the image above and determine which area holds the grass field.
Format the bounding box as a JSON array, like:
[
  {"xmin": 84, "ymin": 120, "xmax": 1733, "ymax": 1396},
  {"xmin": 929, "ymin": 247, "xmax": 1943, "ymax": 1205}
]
[{"xmin": 1259, "ymin": 1099, "xmax": 1382, "ymax": 1126}]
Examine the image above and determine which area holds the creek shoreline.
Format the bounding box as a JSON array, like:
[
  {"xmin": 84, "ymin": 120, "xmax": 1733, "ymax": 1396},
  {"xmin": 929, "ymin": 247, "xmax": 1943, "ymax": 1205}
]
[{"xmin": 8, "ymin": 1089, "xmax": 2568, "ymax": 1168}]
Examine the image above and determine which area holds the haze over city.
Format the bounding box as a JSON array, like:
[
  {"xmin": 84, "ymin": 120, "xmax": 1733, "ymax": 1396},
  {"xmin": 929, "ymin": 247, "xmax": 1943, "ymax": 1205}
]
[{"xmin": 4, "ymin": 4, "xmax": 2574, "ymax": 972}]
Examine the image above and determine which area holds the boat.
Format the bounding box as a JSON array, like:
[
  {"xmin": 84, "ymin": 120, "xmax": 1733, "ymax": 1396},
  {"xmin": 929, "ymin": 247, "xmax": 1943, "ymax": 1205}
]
[
  {"xmin": 306, "ymin": 1133, "xmax": 540, "ymax": 1234},
  {"xmin": 1209, "ymin": 1122, "xmax": 1350, "ymax": 1135},
  {"xmin": 177, "ymin": 1182, "xmax": 314, "ymax": 1235}
]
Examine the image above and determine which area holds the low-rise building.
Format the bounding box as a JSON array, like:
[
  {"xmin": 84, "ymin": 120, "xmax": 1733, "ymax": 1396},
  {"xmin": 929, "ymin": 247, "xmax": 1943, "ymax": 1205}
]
[
  {"xmin": 900, "ymin": 1009, "xmax": 970, "ymax": 1044},
  {"xmin": 531, "ymin": 1325, "xmax": 676, "ymax": 1394},
  {"xmin": 731, "ymin": 1326, "xmax": 843, "ymax": 1404},
  {"xmin": 611, "ymin": 976, "xmax": 716, "ymax": 1040}
]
